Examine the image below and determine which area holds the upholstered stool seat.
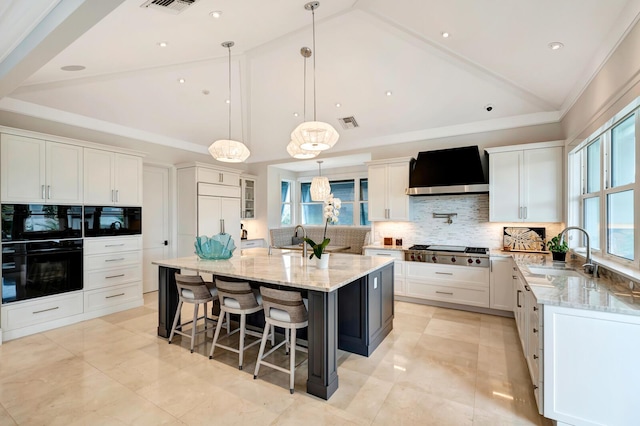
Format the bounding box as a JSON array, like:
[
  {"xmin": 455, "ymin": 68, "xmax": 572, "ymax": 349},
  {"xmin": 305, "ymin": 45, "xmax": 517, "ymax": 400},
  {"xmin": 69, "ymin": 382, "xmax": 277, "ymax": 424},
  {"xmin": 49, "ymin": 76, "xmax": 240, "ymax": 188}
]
[
  {"xmin": 209, "ymin": 279, "xmax": 266, "ymax": 370},
  {"xmin": 168, "ymin": 274, "xmax": 228, "ymax": 353},
  {"xmin": 253, "ymin": 287, "xmax": 308, "ymax": 394}
]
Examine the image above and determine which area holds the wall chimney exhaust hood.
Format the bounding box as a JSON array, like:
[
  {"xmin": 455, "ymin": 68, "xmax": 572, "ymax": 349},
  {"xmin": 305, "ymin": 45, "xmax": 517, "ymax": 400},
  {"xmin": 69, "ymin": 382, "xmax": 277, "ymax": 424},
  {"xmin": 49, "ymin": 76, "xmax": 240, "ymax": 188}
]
[{"xmin": 406, "ymin": 146, "xmax": 489, "ymax": 196}]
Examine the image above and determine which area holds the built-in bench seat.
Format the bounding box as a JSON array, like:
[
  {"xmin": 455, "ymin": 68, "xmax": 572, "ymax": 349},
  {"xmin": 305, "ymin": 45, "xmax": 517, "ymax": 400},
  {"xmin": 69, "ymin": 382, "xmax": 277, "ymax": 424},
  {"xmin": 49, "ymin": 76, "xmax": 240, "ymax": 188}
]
[{"xmin": 269, "ymin": 226, "xmax": 370, "ymax": 255}]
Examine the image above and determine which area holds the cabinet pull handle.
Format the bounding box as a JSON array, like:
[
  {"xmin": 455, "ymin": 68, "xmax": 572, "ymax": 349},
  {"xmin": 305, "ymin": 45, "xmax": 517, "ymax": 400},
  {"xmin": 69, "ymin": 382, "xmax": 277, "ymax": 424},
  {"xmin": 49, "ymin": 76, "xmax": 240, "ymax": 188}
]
[
  {"xmin": 436, "ymin": 291, "xmax": 454, "ymax": 295},
  {"xmin": 33, "ymin": 306, "xmax": 59, "ymax": 314},
  {"xmin": 533, "ymin": 328, "xmax": 538, "ymax": 333},
  {"xmin": 220, "ymin": 219, "xmax": 225, "ymax": 234},
  {"xmin": 47, "ymin": 185, "xmax": 51, "ymax": 199},
  {"xmin": 512, "ymin": 275, "xmax": 518, "ymax": 279},
  {"xmin": 490, "ymin": 260, "xmax": 493, "ymax": 272},
  {"xmin": 533, "ymin": 354, "xmax": 538, "ymax": 359},
  {"xmin": 41, "ymin": 185, "xmax": 46, "ymax": 199},
  {"xmin": 111, "ymin": 189, "xmax": 115, "ymax": 202},
  {"xmin": 517, "ymin": 290, "xmax": 522, "ymax": 308},
  {"xmin": 435, "ymin": 272, "xmax": 453, "ymax": 275},
  {"xmin": 533, "ymin": 385, "xmax": 538, "ymax": 390},
  {"xmin": 533, "ymin": 306, "xmax": 538, "ymax": 311},
  {"xmin": 524, "ymin": 206, "xmax": 527, "ymax": 219},
  {"xmin": 519, "ymin": 206, "xmax": 522, "ymax": 219},
  {"xmin": 105, "ymin": 244, "xmax": 125, "ymax": 247},
  {"xmin": 106, "ymin": 274, "xmax": 125, "ymax": 279},
  {"xmin": 106, "ymin": 293, "xmax": 126, "ymax": 299},
  {"xmin": 115, "ymin": 189, "xmax": 119, "ymax": 202},
  {"xmin": 105, "ymin": 258, "xmax": 125, "ymax": 262},
  {"xmin": 525, "ymin": 285, "xmax": 531, "ymax": 291},
  {"xmin": 219, "ymin": 172, "xmax": 223, "ymax": 183}
]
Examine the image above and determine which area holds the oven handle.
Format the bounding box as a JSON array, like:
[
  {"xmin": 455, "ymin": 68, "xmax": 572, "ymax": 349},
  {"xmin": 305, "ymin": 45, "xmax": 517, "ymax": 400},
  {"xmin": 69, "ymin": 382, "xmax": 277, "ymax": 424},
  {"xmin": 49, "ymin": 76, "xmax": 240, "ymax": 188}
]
[{"xmin": 25, "ymin": 248, "xmax": 83, "ymax": 255}]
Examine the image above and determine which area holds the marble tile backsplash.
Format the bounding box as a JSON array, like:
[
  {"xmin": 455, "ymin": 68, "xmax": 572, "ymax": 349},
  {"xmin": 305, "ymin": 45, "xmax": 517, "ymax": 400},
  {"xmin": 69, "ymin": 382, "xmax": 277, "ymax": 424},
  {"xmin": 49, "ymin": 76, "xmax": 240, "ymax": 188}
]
[{"xmin": 372, "ymin": 194, "xmax": 563, "ymax": 249}]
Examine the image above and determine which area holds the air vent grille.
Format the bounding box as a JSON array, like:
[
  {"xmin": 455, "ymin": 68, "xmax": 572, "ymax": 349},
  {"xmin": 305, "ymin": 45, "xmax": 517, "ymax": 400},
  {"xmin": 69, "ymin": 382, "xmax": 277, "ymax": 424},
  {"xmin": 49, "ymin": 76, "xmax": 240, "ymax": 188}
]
[
  {"xmin": 140, "ymin": 0, "xmax": 198, "ymax": 14},
  {"xmin": 338, "ymin": 116, "xmax": 359, "ymax": 130}
]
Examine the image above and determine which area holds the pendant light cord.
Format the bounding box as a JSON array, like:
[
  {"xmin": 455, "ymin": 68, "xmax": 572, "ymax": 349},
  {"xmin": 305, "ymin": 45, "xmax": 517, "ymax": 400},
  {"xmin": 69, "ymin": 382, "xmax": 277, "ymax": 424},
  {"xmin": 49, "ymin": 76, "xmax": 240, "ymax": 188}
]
[
  {"xmin": 227, "ymin": 43, "xmax": 232, "ymax": 140},
  {"xmin": 311, "ymin": 5, "xmax": 317, "ymax": 121},
  {"xmin": 303, "ymin": 52, "xmax": 307, "ymax": 121}
]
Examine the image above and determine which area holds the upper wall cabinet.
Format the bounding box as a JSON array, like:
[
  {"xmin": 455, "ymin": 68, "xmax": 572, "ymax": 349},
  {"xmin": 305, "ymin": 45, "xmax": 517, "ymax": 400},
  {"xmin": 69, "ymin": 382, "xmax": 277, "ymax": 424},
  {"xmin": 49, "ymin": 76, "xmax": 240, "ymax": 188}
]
[
  {"xmin": 84, "ymin": 148, "xmax": 143, "ymax": 206},
  {"xmin": 487, "ymin": 141, "xmax": 563, "ymax": 223},
  {"xmin": 1, "ymin": 134, "xmax": 83, "ymax": 203},
  {"xmin": 367, "ymin": 158, "xmax": 412, "ymax": 221},
  {"xmin": 240, "ymin": 175, "xmax": 256, "ymax": 219}
]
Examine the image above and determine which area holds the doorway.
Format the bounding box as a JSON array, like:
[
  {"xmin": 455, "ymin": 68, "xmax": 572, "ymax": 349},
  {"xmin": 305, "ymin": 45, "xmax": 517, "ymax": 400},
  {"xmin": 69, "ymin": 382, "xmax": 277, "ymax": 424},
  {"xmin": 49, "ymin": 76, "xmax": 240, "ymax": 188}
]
[{"xmin": 142, "ymin": 164, "xmax": 170, "ymax": 293}]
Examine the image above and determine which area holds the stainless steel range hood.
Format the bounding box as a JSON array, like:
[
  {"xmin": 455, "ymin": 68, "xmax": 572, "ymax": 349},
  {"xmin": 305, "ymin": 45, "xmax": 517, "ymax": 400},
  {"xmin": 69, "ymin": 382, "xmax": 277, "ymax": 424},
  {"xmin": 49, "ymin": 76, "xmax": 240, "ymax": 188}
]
[{"xmin": 405, "ymin": 146, "xmax": 489, "ymax": 196}]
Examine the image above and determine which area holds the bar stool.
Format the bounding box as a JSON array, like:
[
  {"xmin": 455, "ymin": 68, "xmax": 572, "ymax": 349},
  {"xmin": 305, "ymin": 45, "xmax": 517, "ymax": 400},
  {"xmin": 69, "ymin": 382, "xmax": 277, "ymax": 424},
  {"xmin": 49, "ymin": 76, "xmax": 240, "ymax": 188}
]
[
  {"xmin": 253, "ymin": 287, "xmax": 308, "ymax": 394},
  {"xmin": 169, "ymin": 274, "xmax": 228, "ymax": 353},
  {"xmin": 209, "ymin": 279, "xmax": 264, "ymax": 370}
]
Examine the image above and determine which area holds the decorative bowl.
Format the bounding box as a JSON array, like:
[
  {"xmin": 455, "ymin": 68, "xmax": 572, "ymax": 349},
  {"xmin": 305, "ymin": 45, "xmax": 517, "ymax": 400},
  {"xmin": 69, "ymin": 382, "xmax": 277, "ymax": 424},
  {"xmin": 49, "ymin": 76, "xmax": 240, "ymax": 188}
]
[{"xmin": 194, "ymin": 234, "xmax": 236, "ymax": 260}]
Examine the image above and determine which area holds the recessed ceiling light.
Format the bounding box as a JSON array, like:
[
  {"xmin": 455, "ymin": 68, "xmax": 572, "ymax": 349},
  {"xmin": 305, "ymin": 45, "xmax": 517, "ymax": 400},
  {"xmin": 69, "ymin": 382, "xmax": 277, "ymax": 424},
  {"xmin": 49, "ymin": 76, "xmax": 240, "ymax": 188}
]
[
  {"xmin": 441, "ymin": 32, "xmax": 450, "ymax": 38},
  {"xmin": 157, "ymin": 41, "xmax": 168, "ymax": 47},
  {"xmin": 60, "ymin": 65, "xmax": 85, "ymax": 71},
  {"xmin": 335, "ymin": 103, "xmax": 341, "ymax": 108},
  {"xmin": 385, "ymin": 91, "xmax": 392, "ymax": 96},
  {"xmin": 548, "ymin": 41, "xmax": 564, "ymax": 50},
  {"xmin": 293, "ymin": 112, "xmax": 299, "ymax": 117},
  {"xmin": 210, "ymin": 10, "xmax": 222, "ymax": 18},
  {"xmin": 178, "ymin": 78, "xmax": 185, "ymax": 83},
  {"xmin": 202, "ymin": 90, "xmax": 210, "ymax": 95},
  {"xmin": 225, "ymin": 99, "xmax": 230, "ymax": 104}
]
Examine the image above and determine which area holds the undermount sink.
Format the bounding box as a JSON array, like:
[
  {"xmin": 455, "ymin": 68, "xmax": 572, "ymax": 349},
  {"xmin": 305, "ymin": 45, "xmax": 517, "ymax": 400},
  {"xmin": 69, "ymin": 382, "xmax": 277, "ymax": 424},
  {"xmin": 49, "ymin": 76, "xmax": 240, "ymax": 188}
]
[{"xmin": 527, "ymin": 266, "xmax": 583, "ymax": 277}]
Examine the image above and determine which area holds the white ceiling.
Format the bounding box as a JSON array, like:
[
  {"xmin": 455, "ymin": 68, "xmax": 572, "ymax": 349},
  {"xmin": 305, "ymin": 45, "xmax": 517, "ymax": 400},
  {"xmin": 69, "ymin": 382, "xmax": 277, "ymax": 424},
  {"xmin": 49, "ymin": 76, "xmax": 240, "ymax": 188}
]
[{"xmin": 1, "ymin": 0, "xmax": 640, "ymax": 166}]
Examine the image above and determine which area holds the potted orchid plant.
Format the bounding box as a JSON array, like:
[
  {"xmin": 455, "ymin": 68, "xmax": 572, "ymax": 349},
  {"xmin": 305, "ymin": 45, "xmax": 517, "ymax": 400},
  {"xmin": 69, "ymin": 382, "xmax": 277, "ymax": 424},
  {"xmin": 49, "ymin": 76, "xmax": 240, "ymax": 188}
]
[{"xmin": 304, "ymin": 194, "xmax": 341, "ymax": 267}]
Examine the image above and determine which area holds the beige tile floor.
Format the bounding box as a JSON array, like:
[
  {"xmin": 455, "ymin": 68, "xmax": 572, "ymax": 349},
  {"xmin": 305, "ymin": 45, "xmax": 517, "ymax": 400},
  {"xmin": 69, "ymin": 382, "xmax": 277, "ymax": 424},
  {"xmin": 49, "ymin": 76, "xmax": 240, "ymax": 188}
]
[{"xmin": 0, "ymin": 293, "xmax": 552, "ymax": 425}]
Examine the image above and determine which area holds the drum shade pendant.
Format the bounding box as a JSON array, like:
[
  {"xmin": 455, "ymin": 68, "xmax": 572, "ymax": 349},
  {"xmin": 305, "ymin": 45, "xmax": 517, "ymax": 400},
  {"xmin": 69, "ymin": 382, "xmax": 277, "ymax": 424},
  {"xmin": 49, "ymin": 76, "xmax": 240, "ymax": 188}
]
[
  {"xmin": 310, "ymin": 160, "xmax": 331, "ymax": 201},
  {"xmin": 290, "ymin": 1, "xmax": 339, "ymax": 152},
  {"xmin": 209, "ymin": 41, "xmax": 250, "ymax": 163}
]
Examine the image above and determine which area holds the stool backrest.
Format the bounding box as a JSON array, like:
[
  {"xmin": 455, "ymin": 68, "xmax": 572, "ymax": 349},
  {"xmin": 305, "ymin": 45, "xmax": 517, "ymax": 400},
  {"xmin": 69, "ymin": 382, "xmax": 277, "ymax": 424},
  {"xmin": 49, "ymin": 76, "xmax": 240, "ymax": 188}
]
[
  {"xmin": 174, "ymin": 274, "xmax": 213, "ymax": 300},
  {"xmin": 215, "ymin": 279, "xmax": 258, "ymax": 309},
  {"xmin": 260, "ymin": 287, "xmax": 308, "ymax": 324}
]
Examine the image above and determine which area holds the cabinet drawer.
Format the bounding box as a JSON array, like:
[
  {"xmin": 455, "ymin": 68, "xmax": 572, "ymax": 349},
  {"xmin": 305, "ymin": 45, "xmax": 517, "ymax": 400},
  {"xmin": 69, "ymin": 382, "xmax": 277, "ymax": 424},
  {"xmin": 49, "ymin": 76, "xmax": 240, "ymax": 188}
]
[
  {"xmin": 1, "ymin": 292, "xmax": 83, "ymax": 330},
  {"xmin": 84, "ymin": 251, "xmax": 141, "ymax": 271},
  {"xmin": 406, "ymin": 280, "xmax": 489, "ymax": 307},
  {"xmin": 84, "ymin": 265, "xmax": 142, "ymax": 290},
  {"xmin": 241, "ymin": 239, "xmax": 264, "ymax": 249},
  {"xmin": 84, "ymin": 282, "xmax": 141, "ymax": 312},
  {"xmin": 364, "ymin": 249, "xmax": 404, "ymax": 260},
  {"xmin": 406, "ymin": 263, "xmax": 489, "ymax": 288},
  {"xmin": 84, "ymin": 237, "xmax": 142, "ymax": 255},
  {"xmin": 394, "ymin": 260, "xmax": 405, "ymax": 277},
  {"xmin": 198, "ymin": 182, "xmax": 240, "ymax": 198}
]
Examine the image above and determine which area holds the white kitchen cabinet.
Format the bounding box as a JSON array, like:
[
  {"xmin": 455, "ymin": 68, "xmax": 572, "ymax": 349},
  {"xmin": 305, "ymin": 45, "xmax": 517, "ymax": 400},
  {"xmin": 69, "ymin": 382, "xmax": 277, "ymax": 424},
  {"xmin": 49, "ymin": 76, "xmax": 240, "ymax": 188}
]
[
  {"xmin": 489, "ymin": 256, "xmax": 515, "ymax": 311},
  {"xmin": 487, "ymin": 141, "xmax": 563, "ymax": 223},
  {"xmin": 176, "ymin": 164, "xmax": 241, "ymax": 257},
  {"xmin": 240, "ymin": 175, "xmax": 256, "ymax": 219},
  {"xmin": 364, "ymin": 248, "xmax": 406, "ymax": 295},
  {"xmin": 1, "ymin": 292, "xmax": 84, "ymax": 337},
  {"xmin": 367, "ymin": 158, "xmax": 411, "ymax": 221},
  {"xmin": 544, "ymin": 305, "xmax": 640, "ymax": 425},
  {"xmin": 84, "ymin": 148, "xmax": 143, "ymax": 206},
  {"xmin": 1, "ymin": 134, "xmax": 83, "ymax": 203},
  {"xmin": 197, "ymin": 167, "xmax": 240, "ymax": 187},
  {"xmin": 405, "ymin": 262, "xmax": 490, "ymax": 307}
]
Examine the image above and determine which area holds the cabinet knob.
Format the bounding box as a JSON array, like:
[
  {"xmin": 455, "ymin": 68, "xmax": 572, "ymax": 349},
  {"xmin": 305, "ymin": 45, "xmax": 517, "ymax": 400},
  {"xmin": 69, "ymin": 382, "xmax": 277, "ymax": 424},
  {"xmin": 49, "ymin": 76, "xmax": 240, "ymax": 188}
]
[
  {"xmin": 533, "ymin": 306, "xmax": 538, "ymax": 311},
  {"xmin": 533, "ymin": 354, "xmax": 538, "ymax": 359},
  {"xmin": 533, "ymin": 328, "xmax": 538, "ymax": 333}
]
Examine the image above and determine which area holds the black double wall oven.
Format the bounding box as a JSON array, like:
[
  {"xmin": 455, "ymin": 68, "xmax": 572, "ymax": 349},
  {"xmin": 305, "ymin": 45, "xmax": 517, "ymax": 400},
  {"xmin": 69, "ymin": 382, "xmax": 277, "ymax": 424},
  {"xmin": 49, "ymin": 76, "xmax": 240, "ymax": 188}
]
[{"xmin": 2, "ymin": 204, "xmax": 83, "ymax": 304}]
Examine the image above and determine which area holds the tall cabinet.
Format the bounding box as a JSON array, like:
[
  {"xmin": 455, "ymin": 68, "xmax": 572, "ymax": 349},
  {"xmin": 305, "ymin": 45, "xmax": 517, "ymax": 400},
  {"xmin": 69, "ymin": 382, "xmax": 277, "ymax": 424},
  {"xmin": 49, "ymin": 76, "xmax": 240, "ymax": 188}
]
[
  {"xmin": 176, "ymin": 163, "xmax": 241, "ymax": 257},
  {"xmin": 487, "ymin": 141, "xmax": 563, "ymax": 222}
]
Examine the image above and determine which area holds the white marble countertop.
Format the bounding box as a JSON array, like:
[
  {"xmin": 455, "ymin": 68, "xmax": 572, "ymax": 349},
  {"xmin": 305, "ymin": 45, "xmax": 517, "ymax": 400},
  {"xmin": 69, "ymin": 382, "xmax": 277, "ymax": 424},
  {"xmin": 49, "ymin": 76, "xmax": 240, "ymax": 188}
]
[
  {"xmin": 152, "ymin": 248, "xmax": 394, "ymax": 293},
  {"xmin": 492, "ymin": 250, "xmax": 640, "ymax": 316}
]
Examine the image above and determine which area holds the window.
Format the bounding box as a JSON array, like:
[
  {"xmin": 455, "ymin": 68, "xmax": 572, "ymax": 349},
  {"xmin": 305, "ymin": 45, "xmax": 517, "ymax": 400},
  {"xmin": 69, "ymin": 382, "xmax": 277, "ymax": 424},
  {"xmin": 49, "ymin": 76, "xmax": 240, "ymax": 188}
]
[
  {"xmin": 280, "ymin": 180, "xmax": 293, "ymax": 226},
  {"xmin": 299, "ymin": 178, "xmax": 369, "ymax": 226},
  {"xmin": 577, "ymin": 106, "xmax": 637, "ymax": 263}
]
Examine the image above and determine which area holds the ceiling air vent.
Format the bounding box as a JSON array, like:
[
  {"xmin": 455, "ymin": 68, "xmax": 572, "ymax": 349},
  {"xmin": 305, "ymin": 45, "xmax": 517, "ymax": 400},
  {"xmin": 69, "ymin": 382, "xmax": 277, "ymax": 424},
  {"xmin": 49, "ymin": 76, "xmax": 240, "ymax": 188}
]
[
  {"xmin": 338, "ymin": 116, "xmax": 359, "ymax": 130},
  {"xmin": 140, "ymin": 0, "xmax": 199, "ymax": 14}
]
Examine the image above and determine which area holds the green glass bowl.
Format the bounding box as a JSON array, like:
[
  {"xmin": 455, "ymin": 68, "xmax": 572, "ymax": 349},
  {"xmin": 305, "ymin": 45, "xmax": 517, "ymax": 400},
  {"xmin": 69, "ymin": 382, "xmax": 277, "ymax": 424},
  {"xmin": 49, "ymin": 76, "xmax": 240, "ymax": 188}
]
[{"xmin": 194, "ymin": 234, "xmax": 236, "ymax": 260}]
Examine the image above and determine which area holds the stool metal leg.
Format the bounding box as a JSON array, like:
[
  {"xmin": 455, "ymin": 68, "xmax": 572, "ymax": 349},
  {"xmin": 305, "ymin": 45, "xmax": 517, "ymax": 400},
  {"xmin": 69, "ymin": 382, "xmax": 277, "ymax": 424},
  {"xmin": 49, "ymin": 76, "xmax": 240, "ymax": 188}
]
[
  {"xmin": 253, "ymin": 322, "xmax": 271, "ymax": 379},
  {"xmin": 239, "ymin": 313, "xmax": 246, "ymax": 370},
  {"xmin": 209, "ymin": 307, "xmax": 227, "ymax": 359},
  {"xmin": 289, "ymin": 328, "xmax": 297, "ymax": 394},
  {"xmin": 190, "ymin": 302, "xmax": 199, "ymax": 353},
  {"xmin": 168, "ymin": 300, "xmax": 183, "ymax": 344}
]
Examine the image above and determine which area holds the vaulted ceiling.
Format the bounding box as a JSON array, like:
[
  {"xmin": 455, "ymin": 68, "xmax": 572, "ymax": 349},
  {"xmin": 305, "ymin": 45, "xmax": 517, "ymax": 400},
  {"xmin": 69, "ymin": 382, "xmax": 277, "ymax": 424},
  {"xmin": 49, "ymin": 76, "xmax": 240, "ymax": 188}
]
[{"xmin": 1, "ymin": 0, "xmax": 639, "ymax": 164}]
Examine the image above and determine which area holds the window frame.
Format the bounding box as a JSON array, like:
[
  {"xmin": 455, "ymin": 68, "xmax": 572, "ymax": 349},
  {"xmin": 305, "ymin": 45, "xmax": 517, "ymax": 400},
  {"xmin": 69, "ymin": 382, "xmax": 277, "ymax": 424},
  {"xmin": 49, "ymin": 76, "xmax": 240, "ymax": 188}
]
[
  {"xmin": 575, "ymin": 101, "xmax": 639, "ymax": 267},
  {"xmin": 280, "ymin": 179, "xmax": 295, "ymax": 226}
]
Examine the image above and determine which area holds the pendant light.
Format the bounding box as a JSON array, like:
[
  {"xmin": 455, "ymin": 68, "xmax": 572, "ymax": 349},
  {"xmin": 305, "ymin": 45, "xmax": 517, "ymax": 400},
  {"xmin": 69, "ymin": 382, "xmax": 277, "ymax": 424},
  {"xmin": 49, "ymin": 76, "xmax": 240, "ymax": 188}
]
[
  {"xmin": 288, "ymin": 46, "xmax": 319, "ymax": 159},
  {"xmin": 208, "ymin": 41, "xmax": 250, "ymax": 163},
  {"xmin": 310, "ymin": 160, "xmax": 331, "ymax": 201},
  {"xmin": 290, "ymin": 1, "xmax": 339, "ymax": 152}
]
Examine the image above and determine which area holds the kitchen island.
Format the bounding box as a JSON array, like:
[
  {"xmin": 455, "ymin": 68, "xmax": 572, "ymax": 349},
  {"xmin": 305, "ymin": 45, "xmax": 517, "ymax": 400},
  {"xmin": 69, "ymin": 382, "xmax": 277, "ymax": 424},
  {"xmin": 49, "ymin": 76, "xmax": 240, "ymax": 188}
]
[{"xmin": 153, "ymin": 248, "xmax": 394, "ymax": 400}]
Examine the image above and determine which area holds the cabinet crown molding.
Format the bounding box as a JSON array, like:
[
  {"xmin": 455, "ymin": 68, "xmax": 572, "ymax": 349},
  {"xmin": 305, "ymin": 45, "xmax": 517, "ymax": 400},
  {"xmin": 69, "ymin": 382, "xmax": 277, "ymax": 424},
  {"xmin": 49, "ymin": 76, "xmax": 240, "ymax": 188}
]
[
  {"xmin": 485, "ymin": 140, "xmax": 564, "ymax": 154},
  {"xmin": 175, "ymin": 161, "xmax": 245, "ymax": 174}
]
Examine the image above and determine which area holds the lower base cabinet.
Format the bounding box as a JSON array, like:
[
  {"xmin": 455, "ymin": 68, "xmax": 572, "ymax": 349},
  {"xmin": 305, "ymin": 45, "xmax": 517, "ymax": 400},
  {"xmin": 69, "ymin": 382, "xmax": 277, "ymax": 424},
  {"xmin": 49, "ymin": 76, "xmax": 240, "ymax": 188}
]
[
  {"xmin": 1, "ymin": 292, "xmax": 84, "ymax": 334},
  {"xmin": 84, "ymin": 282, "xmax": 142, "ymax": 313}
]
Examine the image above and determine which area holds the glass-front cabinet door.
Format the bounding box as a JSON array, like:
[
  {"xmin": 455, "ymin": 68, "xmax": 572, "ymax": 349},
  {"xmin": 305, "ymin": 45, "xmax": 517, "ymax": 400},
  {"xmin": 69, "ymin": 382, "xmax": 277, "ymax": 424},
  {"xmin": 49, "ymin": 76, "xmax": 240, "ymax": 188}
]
[{"xmin": 241, "ymin": 176, "xmax": 255, "ymax": 219}]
